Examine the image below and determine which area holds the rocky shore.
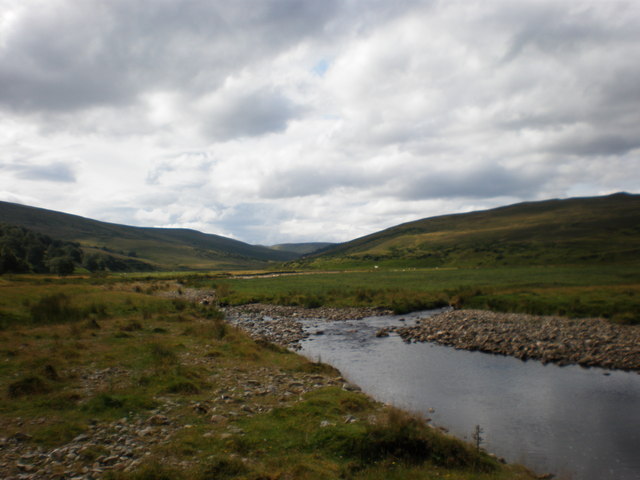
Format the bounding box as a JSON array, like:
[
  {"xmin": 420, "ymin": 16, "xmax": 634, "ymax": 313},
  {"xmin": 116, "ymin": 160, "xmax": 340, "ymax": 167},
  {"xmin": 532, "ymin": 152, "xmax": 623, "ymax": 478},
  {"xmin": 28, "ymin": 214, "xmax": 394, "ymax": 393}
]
[
  {"xmin": 0, "ymin": 362, "xmax": 350, "ymax": 480},
  {"xmin": 393, "ymin": 310, "xmax": 640, "ymax": 371},
  {"xmin": 224, "ymin": 303, "xmax": 392, "ymax": 350},
  {"xmin": 226, "ymin": 303, "xmax": 640, "ymax": 371}
]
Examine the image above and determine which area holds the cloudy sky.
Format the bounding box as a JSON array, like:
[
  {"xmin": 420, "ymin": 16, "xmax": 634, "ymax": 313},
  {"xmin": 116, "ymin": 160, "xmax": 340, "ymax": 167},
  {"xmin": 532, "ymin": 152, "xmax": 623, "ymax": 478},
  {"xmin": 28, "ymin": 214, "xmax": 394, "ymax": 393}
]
[{"xmin": 1, "ymin": 0, "xmax": 639, "ymax": 245}]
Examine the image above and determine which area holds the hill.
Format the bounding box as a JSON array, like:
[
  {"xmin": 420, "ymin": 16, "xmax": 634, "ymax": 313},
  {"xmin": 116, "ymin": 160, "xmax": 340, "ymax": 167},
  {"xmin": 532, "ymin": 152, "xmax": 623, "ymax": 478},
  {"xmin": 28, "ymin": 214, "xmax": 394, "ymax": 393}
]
[
  {"xmin": 293, "ymin": 193, "xmax": 640, "ymax": 269},
  {"xmin": 0, "ymin": 201, "xmax": 298, "ymax": 271},
  {"xmin": 269, "ymin": 242, "xmax": 335, "ymax": 255}
]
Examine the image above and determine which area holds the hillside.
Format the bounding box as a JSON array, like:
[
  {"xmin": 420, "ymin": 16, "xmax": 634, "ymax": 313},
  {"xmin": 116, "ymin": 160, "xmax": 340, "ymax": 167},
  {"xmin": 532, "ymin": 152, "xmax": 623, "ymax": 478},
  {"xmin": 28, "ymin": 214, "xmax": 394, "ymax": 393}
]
[
  {"xmin": 293, "ymin": 193, "xmax": 640, "ymax": 269},
  {"xmin": 0, "ymin": 201, "xmax": 298, "ymax": 271},
  {"xmin": 269, "ymin": 242, "xmax": 335, "ymax": 255}
]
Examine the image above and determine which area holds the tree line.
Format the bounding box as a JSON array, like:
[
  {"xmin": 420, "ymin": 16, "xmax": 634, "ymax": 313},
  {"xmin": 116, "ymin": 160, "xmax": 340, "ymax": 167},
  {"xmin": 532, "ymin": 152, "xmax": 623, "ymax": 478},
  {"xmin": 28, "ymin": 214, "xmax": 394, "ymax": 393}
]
[
  {"xmin": 0, "ymin": 224, "xmax": 155, "ymax": 275},
  {"xmin": 0, "ymin": 224, "xmax": 81, "ymax": 275}
]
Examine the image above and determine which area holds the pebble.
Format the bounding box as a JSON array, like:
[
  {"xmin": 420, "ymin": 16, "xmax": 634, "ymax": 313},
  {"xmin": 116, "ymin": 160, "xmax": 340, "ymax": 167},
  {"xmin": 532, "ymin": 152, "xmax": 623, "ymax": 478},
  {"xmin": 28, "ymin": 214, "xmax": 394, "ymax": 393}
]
[
  {"xmin": 0, "ymin": 300, "xmax": 370, "ymax": 479},
  {"xmin": 395, "ymin": 310, "xmax": 640, "ymax": 371},
  {"xmin": 225, "ymin": 304, "xmax": 392, "ymax": 349}
]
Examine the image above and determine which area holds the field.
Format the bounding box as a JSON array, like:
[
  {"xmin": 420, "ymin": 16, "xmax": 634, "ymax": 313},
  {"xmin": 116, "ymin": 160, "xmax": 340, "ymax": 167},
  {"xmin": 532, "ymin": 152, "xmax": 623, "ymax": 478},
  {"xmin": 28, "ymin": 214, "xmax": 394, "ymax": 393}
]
[
  {"xmin": 0, "ymin": 274, "xmax": 536, "ymax": 479},
  {"xmin": 195, "ymin": 265, "xmax": 640, "ymax": 323}
]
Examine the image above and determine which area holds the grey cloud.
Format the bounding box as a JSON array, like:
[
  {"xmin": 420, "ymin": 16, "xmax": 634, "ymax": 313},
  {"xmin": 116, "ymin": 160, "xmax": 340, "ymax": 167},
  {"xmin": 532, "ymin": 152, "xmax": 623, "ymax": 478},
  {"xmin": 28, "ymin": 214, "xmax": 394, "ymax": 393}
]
[
  {"xmin": 0, "ymin": 0, "xmax": 340, "ymax": 114},
  {"xmin": 204, "ymin": 89, "xmax": 302, "ymax": 140},
  {"xmin": 2, "ymin": 162, "xmax": 76, "ymax": 183},
  {"xmin": 482, "ymin": 3, "xmax": 640, "ymax": 164},
  {"xmin": 399, "ymin": 165, "xmax": 545, "ymax": 201},
  {"xmin": 1, "ymin": 0, "xmax": 639, "ymax": 245},
  {"xmin": 499, "ymin": 2, "xmax": 632, "ymax": 63},
  {"xmin": 0, "ymin": 2, "xmax": 134, "ymax": 112},
  {"xmin": 551, "ymin": 133, "xmax": 640, "ymax": 157},
  {"xmin": 259, "ymin": 164, "xmax": 381, "ymax": 199},
  {"xmin": 212, "ymin": 202, "xmax": 291, "ymax": 243}
]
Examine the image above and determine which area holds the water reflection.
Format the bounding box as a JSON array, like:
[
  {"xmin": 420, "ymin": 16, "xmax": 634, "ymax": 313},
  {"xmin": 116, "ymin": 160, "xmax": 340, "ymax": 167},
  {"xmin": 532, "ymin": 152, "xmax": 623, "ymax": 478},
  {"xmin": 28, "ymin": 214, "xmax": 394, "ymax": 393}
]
[{"xmin": 299, "ymin": 310, "xmax": 640, "ymax": 480}]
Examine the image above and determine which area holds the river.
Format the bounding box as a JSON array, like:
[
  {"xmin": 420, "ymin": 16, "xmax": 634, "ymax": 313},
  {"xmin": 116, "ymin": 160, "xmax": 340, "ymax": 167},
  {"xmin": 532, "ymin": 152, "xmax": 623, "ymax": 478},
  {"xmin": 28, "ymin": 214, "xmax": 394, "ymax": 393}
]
[{"xmin": 298, "ymin": 309, "xmax": 640, "ymax": 480}]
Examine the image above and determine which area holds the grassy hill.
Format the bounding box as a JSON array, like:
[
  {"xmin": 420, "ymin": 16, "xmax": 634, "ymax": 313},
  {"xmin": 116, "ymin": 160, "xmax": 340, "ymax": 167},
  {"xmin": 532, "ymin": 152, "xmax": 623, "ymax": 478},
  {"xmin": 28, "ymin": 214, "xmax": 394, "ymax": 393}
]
[
  {"xmin": 293, "ymin": 193, "xmax": 640, "ymax": 269},
  {"xmin": 269, "ymin": 242, "xmax": 335, "ymax": 255},
  {"xmin": 0, "ymin": 201, "xmax": 298, "ymax": 271}
]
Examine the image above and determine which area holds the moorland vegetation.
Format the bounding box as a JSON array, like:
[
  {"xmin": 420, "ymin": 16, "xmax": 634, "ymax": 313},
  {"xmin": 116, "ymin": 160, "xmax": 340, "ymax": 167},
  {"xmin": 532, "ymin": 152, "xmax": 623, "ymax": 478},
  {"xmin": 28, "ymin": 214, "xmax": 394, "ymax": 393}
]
[
  {"xmin": 1, "ymin": 193, "xmax": 639, "ymax": 477},
  {"xmin": 0, "ymin": 275, "xmax": 536, "ymax": 479}
]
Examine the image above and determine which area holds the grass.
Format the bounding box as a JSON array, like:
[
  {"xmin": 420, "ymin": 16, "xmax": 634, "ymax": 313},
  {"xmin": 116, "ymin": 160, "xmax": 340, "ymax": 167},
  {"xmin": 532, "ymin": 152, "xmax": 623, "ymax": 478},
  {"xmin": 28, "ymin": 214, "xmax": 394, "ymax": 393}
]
[
  {"xmin": 294, "ymin": 193, "xmax": 640, "ymax": 271},
  {"xmin": 7, "ymin": 376, "xmax": 50, "ymax": 398},
  {"xmin": 0, "ymin": 200, "xmax": 298, "ymax": 271},
  {"xmin": 0, "ymin": 274, "xmax": 536, "ymax": 479},
  {"xmin": 198, "ymin": 265, "xmax": 640, "ymax": 323},
  {"xmin": 236, "ymin": 390, "xmax": 492, "ymax": 470}
]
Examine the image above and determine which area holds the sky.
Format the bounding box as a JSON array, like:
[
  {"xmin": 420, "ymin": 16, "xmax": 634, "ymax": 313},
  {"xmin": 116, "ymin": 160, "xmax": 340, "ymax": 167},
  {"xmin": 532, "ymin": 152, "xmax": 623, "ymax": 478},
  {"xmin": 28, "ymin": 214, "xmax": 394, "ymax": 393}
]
[{"xmin": 1, "ymin": 0, "xmax": 639, "ymax": 245}]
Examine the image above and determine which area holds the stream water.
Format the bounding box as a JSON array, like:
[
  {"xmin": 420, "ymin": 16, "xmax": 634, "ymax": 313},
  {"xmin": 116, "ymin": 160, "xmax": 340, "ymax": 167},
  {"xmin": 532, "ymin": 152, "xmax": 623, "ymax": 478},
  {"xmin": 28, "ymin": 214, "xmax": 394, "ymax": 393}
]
[{"xmin": 298, "ymin": 309, "xmax": 640, "ymax": 480}]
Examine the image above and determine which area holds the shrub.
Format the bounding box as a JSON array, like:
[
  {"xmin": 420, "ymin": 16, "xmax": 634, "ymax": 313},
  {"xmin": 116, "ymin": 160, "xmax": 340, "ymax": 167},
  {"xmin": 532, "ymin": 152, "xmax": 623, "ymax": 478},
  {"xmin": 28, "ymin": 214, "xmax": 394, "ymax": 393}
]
[
  {"xmin": 121, "ymin": 320, "xmax": 143, "ymax": 332},
  {"xmin": 333, "ymin": 408, "xmax": 497, "ymax": 471},
  {"xmin": 149, "ymin": 343, "xmax": 178, "ymax": 367},
  {"xmin": 42, "ymin": 364, "xmax": 60, "ymax": 381},
  {"xmin": 181, "ymin": 321, "xmax": 227, "ymax": 340},
  {"xmin": 354, "ymin": 409, "xmax": 431, "ymax": 464},
  {"xmin": 611, "ymin": 312, "xmax": 640, "ymax": 325},
  {"xmin": 390, "ymin": 295, "xmax": 448, "ymax": 314},
  {"xmin": 82, "ymin": 393, "xmax": 157, "ymax": 414},
  {"xmin": 201, "ymin": 307, "xmax": 225, "ymax": 321},
  {"xmin": 8, "ymin": 376, "xmax": 49, "ymax": 398},
  {"xmin": 172, "ymin": 299, "xmax": 188, "ymax": 312},
  {"xmin": 87, "ymin": 302, "xmax": 109, "ymax": 319},
  {"xmin": 163, "ymin": 381, "xmax": 201, "ymax": 394},
  {"xmin": 198, "ymin": 456, "xmax": 248, "ymax": 480},
  {"xmin": 104, "ymin": 461, "xmax": 184, "ymax": 480},
  {"xmin": 303, "ymin": 294, "xmax": 325, "ymax": 309},
  {"xmin": 30, "ymin": 293, "xmax": 83, "ymax": 324},
  {"xmin": 83, "ymin": 393, "xmax": 125, "ymax": 412}
]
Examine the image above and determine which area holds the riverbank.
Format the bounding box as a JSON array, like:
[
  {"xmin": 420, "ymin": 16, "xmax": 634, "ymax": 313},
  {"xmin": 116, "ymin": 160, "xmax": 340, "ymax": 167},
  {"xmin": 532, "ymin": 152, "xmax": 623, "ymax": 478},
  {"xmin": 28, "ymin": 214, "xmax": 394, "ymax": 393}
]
[
  {"xmin": 223, "ymin": 303, "xmax": 640, "ymax": 372},
  {"xmin": 224, "ymin": 303, "xmax": 393, "ymax": 349},
  {"xmin": 2, "ymin": 278, "xmax": 537, "ymax": 480},
  {"xmin": 393, "ymin": 309, "xmax": 640, "ymax": 371}
]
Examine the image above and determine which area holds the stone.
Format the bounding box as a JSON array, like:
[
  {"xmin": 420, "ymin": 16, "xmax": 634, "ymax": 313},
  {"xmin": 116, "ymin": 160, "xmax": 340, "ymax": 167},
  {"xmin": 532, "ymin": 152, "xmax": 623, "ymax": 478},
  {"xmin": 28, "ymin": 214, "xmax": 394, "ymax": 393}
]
[
  {"xmin": 342, "ymin": 382, "xmax": 361, "ymax": 392},
  {"xmin": 147, "ymin": 415, "xmax": 170, "ymax": 426}
]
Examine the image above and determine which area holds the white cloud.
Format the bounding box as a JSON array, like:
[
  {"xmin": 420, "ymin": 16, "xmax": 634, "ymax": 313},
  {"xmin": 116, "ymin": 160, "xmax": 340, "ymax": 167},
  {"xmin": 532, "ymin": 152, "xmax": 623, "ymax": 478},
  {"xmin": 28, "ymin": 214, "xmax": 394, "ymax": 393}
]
[{"xmin": 0, "ymin": 0, "xmax": 638, "ymax": 244}]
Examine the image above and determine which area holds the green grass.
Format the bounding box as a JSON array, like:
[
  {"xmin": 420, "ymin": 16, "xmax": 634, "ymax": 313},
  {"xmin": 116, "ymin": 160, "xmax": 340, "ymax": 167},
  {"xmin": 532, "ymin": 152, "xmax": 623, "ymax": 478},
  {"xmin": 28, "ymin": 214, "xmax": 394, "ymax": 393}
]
[
  {"xmin": 204, "ymin": 265, "xmax": 640, "ymax": 322},
  {"xmin": 0, "ymin": 200, "xmax": 298, "ymax": 271},
  {"xmin": 230, "ymin": 389, "xmax": 498, "ymax": 478},
  {"xmin": 295, "ymin": 193, "xmax": 640, "ymax": 270},
  {"xmin": 0, "ymin": 275, "xmax": 536, "ymax": 479}
]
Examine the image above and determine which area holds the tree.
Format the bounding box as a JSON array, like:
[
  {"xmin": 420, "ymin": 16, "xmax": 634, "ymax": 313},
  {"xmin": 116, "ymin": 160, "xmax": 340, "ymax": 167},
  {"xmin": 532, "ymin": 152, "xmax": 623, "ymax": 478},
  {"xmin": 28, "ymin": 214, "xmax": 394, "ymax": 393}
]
[
  {"xmin": 0, "ymin": 248, "xmax": 28, "ymax": 274},
  {"xmin": 48, "ymin": 256, "xmax": 75, "ymax": 276},
  {"xmin": 26, "ymin": 245, "xmax": 47, "ymax": 273}
]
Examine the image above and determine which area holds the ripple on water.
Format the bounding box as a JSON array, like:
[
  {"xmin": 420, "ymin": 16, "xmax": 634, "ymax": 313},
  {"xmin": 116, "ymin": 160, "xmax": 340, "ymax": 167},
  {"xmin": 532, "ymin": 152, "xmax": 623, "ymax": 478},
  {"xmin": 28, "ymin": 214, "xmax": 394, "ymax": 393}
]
[{"xmin": 300, "ymin": 310, "xmax": 640, "ymax": 480}]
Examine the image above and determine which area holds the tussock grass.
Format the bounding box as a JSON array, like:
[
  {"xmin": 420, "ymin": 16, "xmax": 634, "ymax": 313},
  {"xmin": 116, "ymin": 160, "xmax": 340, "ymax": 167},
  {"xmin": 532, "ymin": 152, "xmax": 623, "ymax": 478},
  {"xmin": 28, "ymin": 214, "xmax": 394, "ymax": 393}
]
[
  {"xmin": 181, "ymin": 319, "xmax": 228, "ymax": 340},
  {"xmin": 108, "ymin": 463, "xmax": 183, "ymax": 480},
  {"xmin": 121, "ymin": 319, "xmax": 143, "ymax": 331},
  {"xmin": 0, "ymin": 275, "xmax": 537, "ymax": 480},
  {"xmin": 82, "ymin": 393, "xmax": 157, "ymax": 415},
  {"xmin": 7, "ymin": 375, "xmax": 50, "ymax": 398},
  {"xmin": 31, "ymin": 421, "xmax": 86, "ymax": 447},
  {"xmin": 162, "ymin": 380, "xmax": 202, "ymax": 395},
  {"xmin": 210, "ymin": 266, "xmax": 640, "ymax": 322},
  {"xmin": 148, "ymin": 342, "xmax": 179, "ymax": 367},
  {"xmin": 29, "ymin": 293, "xmax": 84, "ymax": 324},
  {"xmin": 352, "ymin": 408, "xmax": 495, "ymax": 471}
]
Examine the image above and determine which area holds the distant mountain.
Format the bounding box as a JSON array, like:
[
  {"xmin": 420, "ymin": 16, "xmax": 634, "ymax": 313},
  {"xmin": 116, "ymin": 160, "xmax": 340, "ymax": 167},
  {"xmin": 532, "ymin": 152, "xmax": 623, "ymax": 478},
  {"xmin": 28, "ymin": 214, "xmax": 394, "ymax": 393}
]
[
  {"xmin": 269, "ymin": 242, "xmax": 336, "ymax": 256},
  {"xmin": 292, "ymin": 193, "xmax": 640, "ymax": 269},
  {"xmin": 0, "ymin": 201, "xmax": 299, "ymax": 271}
]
